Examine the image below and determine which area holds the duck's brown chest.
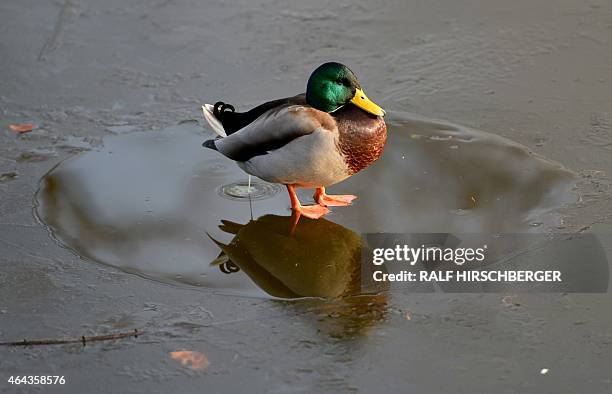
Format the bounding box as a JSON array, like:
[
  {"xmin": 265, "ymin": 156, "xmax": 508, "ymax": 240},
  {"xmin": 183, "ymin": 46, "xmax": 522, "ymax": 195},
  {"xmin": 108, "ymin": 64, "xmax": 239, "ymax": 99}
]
[{"xmin": 334, "ymin": 105, "xmax": 387, "ymax": 175}]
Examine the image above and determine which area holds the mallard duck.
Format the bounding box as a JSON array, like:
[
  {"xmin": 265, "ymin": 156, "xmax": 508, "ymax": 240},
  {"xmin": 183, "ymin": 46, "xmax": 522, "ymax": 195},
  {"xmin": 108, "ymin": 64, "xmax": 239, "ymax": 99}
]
[{"xmin": 202, "ymin": 62, "xmax": 387, "ymax": 219}]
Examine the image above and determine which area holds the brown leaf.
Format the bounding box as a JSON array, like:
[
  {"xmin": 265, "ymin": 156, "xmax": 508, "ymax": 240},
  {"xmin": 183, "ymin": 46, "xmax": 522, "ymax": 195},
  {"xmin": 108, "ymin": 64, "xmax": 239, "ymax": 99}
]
[
  {"xmin": 9, "ymin": 123, "xmax": 37, "ymax": 133},
  {"xmin": 170, "ymin": 350, "xmax": 210, "ymax": 371}
]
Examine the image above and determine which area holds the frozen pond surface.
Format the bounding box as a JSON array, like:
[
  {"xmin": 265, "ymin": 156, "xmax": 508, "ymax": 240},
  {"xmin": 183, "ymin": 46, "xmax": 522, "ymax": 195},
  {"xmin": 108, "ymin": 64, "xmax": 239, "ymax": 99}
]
[
  {"xmin": 2, "ymin": 0, "xmax": 612, "ymax": 392},
  {"xmin": 36, "ymin": 116, "xmax": 576, "ymax": 296}
]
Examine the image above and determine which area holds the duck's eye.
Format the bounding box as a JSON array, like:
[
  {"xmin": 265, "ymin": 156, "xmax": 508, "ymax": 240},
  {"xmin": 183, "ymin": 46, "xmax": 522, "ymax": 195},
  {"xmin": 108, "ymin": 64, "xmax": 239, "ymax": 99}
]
[{"xmin": 335, "ymin": 78, "xmax": 350, "ymax": 86}]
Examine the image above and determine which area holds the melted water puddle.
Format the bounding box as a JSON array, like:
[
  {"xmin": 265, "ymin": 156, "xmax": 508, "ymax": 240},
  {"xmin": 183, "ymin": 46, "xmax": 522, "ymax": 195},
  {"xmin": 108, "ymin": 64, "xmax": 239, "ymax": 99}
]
[{"xmin": 36, "ymin": 114, "xmax": 577, "ymax": 297}]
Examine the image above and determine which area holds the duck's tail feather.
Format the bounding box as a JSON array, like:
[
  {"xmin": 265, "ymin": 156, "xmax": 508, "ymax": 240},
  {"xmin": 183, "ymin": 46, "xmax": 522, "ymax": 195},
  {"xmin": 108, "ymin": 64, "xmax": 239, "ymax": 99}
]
[
  {"xmin": 202, "ymin": 138, "xmax": 218, "ymax": 150},
  {"xmin": 202, "ymin": 104, "xmax": 227, "ymax": 137}
]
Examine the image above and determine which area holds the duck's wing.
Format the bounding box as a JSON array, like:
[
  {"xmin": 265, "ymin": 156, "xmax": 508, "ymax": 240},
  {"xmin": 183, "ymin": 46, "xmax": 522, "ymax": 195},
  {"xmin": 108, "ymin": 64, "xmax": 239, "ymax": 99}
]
[
  {"xmin": 203, "ymin": 94, "xmax": 307, "ymax": 136},
  {"xmin": 210, "ymin": 103, "xmax": 334, "ymax": 162}
]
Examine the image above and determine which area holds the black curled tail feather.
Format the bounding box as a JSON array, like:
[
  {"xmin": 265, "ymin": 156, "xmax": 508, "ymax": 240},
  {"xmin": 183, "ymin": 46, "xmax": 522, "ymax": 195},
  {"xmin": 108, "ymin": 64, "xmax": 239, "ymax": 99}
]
[{"xmin": 213, "ymin": 102, "xmax": 235, "ymax": 120}]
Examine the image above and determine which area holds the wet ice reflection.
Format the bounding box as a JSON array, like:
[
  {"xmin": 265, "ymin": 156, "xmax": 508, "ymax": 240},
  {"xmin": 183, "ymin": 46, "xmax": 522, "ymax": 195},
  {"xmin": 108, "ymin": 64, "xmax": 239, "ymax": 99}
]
[{"xmin": 36, "ymin": 113, "xmax": 577, "ymax": 297}]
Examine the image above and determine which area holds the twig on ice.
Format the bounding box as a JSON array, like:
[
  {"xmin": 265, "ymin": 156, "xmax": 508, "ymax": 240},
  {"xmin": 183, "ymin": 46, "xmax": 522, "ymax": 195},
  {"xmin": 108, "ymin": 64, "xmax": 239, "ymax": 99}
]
[{"xmin": 0, "ymin": 329, "xmax": 142, "ymax": 347}]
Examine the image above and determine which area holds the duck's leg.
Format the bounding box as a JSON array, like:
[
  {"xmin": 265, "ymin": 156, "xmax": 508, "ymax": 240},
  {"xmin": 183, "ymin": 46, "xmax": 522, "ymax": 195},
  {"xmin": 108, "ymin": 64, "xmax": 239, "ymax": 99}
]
[
  {"xmin": 286, "ymin": 185, "xmax": 329, "ymax": 219},
  {"xmin": 313, "ymin": 187, "xmax": 357, "ymax": 207}
]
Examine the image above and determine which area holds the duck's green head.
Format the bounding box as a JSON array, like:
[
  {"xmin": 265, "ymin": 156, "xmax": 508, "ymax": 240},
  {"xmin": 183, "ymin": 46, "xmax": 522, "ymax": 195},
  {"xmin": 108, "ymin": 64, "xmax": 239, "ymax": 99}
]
[{"xmin": 306, "ymin": 62, "xmax": 385, "ymax": 117}]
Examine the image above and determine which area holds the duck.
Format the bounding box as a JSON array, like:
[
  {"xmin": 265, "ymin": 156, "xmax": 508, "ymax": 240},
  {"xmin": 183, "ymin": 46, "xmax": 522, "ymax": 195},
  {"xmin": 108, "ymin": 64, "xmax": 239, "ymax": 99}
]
[{"xmin": 201, "ymin": 62, "xmax": 387, "ymax": 220}]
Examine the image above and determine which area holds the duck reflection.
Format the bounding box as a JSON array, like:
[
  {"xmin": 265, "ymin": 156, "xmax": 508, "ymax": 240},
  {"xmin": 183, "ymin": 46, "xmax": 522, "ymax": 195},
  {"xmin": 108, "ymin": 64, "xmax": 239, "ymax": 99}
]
[
  {"xmin": 210, "ymin": 214, "xmax": 388, "ymax": 299},
  {"xmin": 210, "ymin": 214, "xmax": 389, "ymax": 338}
]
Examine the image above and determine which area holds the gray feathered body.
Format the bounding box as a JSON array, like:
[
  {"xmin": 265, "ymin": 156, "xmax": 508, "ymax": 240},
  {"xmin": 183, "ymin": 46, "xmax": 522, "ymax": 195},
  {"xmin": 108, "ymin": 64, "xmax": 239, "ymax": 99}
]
[{"xmin": 203, "ymin": 94, "xmax": 386, "ymax": 188}]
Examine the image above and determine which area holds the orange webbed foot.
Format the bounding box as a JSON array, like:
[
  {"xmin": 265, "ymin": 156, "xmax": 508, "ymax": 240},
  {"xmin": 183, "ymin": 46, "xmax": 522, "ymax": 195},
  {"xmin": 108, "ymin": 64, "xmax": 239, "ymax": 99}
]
[
  {"xmin": 313, "ymin": 187, "xmax": 357, "ymax": 207},
  {"xmin": 286, "ymin": 185, "xmax": 331, "ymax": 235},
  {"xmin": 289, "ymin": 203, "xmax": 329, "ymax": 235}
]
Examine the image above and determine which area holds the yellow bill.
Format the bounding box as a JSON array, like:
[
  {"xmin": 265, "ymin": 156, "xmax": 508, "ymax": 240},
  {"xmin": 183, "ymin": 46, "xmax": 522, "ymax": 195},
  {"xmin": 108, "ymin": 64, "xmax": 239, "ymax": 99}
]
[{"xmin": 350, "ymin": 88, "xmax": 385, "ymax": 117}]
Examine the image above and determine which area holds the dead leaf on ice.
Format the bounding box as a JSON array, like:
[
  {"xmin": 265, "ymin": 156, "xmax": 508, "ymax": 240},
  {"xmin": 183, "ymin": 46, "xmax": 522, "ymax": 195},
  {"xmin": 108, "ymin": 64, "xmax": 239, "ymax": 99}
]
[
  {"xmin": 9, "ymin": 123, "xmax": 37, "ymax": 133},
  {"xmin": 170, "ymin": 350, "xmax": 210, "ymax": 371}
]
